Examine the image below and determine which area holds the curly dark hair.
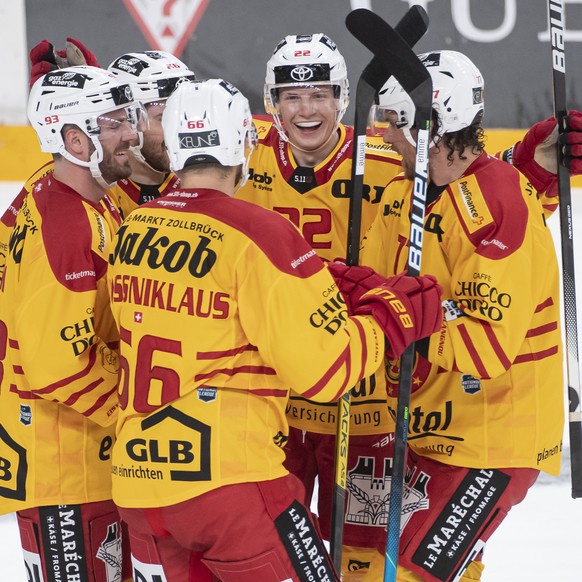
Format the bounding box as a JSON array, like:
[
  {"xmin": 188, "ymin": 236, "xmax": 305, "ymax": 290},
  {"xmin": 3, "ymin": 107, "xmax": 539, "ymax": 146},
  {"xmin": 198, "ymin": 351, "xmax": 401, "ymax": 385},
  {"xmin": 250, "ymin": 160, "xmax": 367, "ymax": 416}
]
[{"xmin": 430, "ymin": 109, "xmax": 486, "ymax": 163}]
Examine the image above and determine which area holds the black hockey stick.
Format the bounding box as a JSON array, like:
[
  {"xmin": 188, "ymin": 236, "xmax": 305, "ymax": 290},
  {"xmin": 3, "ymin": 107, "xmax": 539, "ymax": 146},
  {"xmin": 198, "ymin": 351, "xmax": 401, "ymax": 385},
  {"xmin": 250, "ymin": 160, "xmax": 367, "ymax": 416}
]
[
  {"xmin": 345, "ymin": 9, "xmax": 432, "ymax": 582},
  {"xmin": 547, "ymin": 0, "xmax": 582, "ymax": 498},
  {"xmin": 330, "ymin": 6, "xmax": 429, "ymax": 570}
]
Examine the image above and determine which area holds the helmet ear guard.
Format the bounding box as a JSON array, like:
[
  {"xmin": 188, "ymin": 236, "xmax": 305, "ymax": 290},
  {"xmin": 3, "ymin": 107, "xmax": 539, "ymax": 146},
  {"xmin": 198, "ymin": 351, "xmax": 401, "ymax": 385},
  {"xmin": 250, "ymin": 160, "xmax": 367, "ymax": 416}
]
[
  {"xmin": 263, "ymin": 33, "xmax": 350, "ymax": 143},
  {"xmin": 162, "ymin": 78, "xmax": 257, "ymax": 190},
  {"xmin": 373, "ymin": 50, "xmax": 484, "ymax": 146}
]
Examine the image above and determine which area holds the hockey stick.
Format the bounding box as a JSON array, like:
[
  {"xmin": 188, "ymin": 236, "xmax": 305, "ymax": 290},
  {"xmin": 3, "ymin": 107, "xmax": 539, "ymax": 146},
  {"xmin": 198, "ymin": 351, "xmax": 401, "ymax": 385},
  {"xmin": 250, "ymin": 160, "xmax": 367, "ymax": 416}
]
[
  {"xmin": 547, "ymin": 0, "xmax": 582, "ymax": 498},
  {"xmin": 329, "ymin": 6, "xmax": 429, "ymax": 570},
  {"xmin": 345, "ymin": 9, "xmax": 432, "ymax": 582}
]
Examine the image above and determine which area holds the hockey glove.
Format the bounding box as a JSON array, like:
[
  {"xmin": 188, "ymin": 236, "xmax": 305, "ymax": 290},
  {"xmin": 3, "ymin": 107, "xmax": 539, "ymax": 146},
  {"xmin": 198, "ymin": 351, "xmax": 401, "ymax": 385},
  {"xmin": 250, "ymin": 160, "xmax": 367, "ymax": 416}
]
[
  {"xmin": 353, "ymin": 273, "xmax": 443, "ymax": 360},
  {"xmin": 29, "ymin": 37, "xmax": 101, "ymax": 87},
  {"xmin": 562, "ymin": 110, "xmax": 582, "ymax": 174},
  {"xmin": 327, "ymin": 261, "xmax": 387, "ymax": 314},
  {"xmin": 504, "ymin": 110, "xmax": 582, "ymax": 195}
]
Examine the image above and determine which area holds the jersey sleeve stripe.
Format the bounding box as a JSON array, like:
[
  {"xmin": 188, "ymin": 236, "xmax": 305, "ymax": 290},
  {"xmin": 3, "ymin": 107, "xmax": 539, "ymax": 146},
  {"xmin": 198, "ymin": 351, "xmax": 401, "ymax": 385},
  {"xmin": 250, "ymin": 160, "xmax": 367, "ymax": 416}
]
[
  {"xmin": 302, "ymin": 344, "xmax": 352, "ymax": 401},
  {"xmin": 62, "ymin": 378, "xmax": 104, "ymax": 407},
  {"xmin": 83, "ymin": 385, "xmax": 118, "ymax": 417},
  {"xmin": 9, "ymin": 386, "xmax": 42, "ymax": 400},
  {"xmin": 195, "ymin": 365, "xmax": 277, "ymax": 382},
  {"xmin": 248, "ymin": 389, "xmax": 288, "ymax": 397},
  {"xmin": 535, "ymin": 296, "xmax": 555, "ymax": 312},
  {"xmin": 33, "ymin": 344, "xmax": 99, "ymax": 395},
  {"xmin": 197, "ymin": 344, "xmax": 259, "ymax": 359},
  {"xmin": 513, "ymin": 345, "xmax": 560, "ymax": 364},
  {"xmin": 482, "ymin": 322, "xmax": 512, "ymax": 370},
  {"xmin": 329, "ymin": 318, "xmax": 373, "ymax": 402},
  {"xmin": 525, "ymin": 322, "xmax": 559, "ymax": 338},
  {"xmin": 457, "ymin": 324, "xmax": 489, "ymax": 378}
]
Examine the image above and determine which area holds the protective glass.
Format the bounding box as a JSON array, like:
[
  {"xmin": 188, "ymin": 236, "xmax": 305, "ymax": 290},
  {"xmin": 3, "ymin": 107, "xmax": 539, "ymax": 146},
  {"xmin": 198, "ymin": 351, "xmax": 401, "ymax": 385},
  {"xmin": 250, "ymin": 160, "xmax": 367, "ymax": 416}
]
[
  {"xmin": 368, "ymin": 105, "xmax": 410, "ymax": 137},
  {"xmin": 96, "ymin": 103, "xmax": 148, "ymax": 137}
]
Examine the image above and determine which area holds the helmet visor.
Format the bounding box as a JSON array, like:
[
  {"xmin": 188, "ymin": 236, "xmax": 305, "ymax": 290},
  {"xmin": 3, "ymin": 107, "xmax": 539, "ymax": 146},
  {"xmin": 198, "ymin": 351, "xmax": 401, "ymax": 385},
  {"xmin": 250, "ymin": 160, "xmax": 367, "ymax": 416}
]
[{"xmin": 368, "ymin": 105, "xmax": 410, "ymax": 138}]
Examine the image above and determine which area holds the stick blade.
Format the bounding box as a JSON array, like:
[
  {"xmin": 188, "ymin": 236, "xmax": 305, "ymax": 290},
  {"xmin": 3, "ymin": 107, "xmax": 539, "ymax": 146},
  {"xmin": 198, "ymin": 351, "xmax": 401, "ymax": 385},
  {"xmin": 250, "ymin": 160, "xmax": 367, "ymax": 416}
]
[{"xmin": 346, "ymin": 8, "xmax": 430, "ymax": 99}]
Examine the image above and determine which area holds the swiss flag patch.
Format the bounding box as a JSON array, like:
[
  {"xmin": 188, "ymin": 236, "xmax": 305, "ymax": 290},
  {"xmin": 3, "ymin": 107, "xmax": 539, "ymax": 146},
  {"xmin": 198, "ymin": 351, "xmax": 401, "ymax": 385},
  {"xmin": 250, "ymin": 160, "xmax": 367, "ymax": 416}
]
[{"xmin": 134, "ymin": 312, "xmax": 143, "ymax": 323}]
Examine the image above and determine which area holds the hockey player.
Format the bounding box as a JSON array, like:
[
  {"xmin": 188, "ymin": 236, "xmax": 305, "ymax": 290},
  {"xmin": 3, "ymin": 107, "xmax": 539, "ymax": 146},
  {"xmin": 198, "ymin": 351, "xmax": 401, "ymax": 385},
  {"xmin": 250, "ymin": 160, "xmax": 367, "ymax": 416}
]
[
  {"xmin": 235, "ymin": 34, "xmax": 405, "ymax": 577},
  {"xmin": 0, "ymin": 66, "xmax": 140, "ymax": 581},
  {"xmin": 18, "ymin": 41, "xmax": 197, "ymax": 221},
  {"xmin": 106, "ymin": 78, "xmax": 443, "ymax": 582},
  {"xmin": 106, "ymin": 50, "xmax": 197, "ymax": 217},
  {"xmin": 348, "ymin": 49, "xmax": 564, "ymax": 581},
  {"xmin": 236, "ymin": 32, "xmax": 582, "ymax": 581}
]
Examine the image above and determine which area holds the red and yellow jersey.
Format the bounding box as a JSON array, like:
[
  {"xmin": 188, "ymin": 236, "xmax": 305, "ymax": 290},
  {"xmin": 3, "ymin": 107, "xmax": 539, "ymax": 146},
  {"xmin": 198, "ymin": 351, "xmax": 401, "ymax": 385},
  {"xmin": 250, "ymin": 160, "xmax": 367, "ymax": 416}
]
[
  {"xmin": 494, "ymin": 146, "xmax": 559, "ymax": 218},
  {"xmin": 361, "ymin": 153, "xmax": 564, "ymax": 474},
  {"xmin": 110, "ymin": 173, "xmax": 181, "ymax": 221},
  {"xmin": 0, "ymin": 174, "xmax": 122, "ymax": 513},
  {"xmin": 0, "ymin": 161, "xmax": 54, "ymax": 265},
  {"xmin": 107, "ymin": 189, "xmax": 384, "ymax": 508},
  {"xmin": 237, "ymin": 116, "xmax": 401, "ymax": 435}
]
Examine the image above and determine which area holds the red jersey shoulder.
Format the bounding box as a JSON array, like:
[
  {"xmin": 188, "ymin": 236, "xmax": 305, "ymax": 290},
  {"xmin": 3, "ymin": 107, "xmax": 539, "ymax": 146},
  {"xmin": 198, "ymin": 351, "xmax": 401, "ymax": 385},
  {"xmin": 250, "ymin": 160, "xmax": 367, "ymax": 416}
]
[
  {"xmin": 213, "ymin": 192, "xmax": 322, "ymax": 278},
  {"xmin": 2, "ymin": 162, "xmax": 56, "ymax": 229},
  {"xmin": 222, "ymin": 196, "xmax": 324, "ymax": 278},
  {"xmin": 448, "ymin": 154, "xmax": 529, "ymax": 259},
  {"xmin": 1, "ymin": 189, "xmax": 26, "ymax": 229},
  {"xmin": 23, "ymin": 161, "xmax": 55, "ymax": 192},
  {"xmin": 32, "ymin": 176, "xmax": 105, "ymax": 291},
  {"xmin": 252, "ymin": 115, "xmax": 277, "ymax": 146},
  {"xmin": 148, "ymin": 189, "xmax": 323, "ymax": 279},
  {"xmin": 114, "ymin": 178, "xmax": 141, "ymax": 204}
]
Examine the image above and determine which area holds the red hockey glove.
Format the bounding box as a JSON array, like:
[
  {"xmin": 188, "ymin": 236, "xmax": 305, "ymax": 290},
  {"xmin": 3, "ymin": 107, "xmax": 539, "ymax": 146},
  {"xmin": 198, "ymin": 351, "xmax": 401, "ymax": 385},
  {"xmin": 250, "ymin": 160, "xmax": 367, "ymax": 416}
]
[
  {"xmin": 353, "ymin": 273, "xmax": 443, "ymax": 360},
  {"xmin": 327, "ymin": 261, "xmax": 387, "ymax": 314},
  {"xmin": 63, "ymin": 37, "xmax": 101, "ymax": 68},
  {"xmin": 562, "ymin": 110, "xmax": 582, "ymax": 175},
  {"xmin": 29, "ymin": 37, "xmax": 101, "ymax": 87},
  {"xmin": 29, "ymin": 40, "xmax": 59, "ymax": 87},
  {"xmin": 506, "ymin": 111, "xmax": 582, "ymax": 195}
]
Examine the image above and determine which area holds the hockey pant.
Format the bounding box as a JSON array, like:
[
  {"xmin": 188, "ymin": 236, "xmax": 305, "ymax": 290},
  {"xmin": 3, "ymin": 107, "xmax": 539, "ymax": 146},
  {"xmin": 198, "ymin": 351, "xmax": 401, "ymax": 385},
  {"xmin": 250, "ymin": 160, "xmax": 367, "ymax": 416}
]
[
  {"xmin": 118, "ymin": 473, "xmax": 340, "ymax": 582},
  {"xmin": 17, "ymin": 499, "xmax": 132, "ymax": 582}
]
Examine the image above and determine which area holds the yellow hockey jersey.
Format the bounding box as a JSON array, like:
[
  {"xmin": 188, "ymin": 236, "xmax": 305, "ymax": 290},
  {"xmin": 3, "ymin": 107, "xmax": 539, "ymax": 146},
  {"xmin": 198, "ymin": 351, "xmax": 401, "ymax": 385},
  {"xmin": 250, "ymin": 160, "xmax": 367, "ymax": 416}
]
[
  {"xmin": 0, "ymin": 174, "xmax": 122, "ymax": 513},
  {"xmin": 361, "ymin": 153, "xmax": 564, "ymax": 474},
  {"xmin": 110, "ymin": 173, "xmax": 181, "ymax": 220},
  {"xmin": 237, "ymin": 116, "xmax": 402, "ymax": 435},
  {"xmin": 107, "ymin": 189, "xmax": 385, "ymax": 508}
]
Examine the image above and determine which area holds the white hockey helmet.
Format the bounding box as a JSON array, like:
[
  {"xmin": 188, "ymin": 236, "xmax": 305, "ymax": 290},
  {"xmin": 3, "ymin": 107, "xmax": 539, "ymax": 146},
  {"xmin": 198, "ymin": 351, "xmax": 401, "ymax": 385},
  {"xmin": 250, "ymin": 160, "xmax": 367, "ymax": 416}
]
[
  {"xmin": 108, "ymin": 51, "xmax": 196, "ymax": 105},
  {"xmin": 371, "ymin": 50, "xmax": 484, "ymax": 144},
  {"xmin": 264, "ymin": 33, "xmax": 349, "ymax": 140},
  {"xmin": 108, "ymin": 51, "xmax": 196, "ymax": 169},
  {"xmin": 27, "ymin": 65, "xmax": 141, "ymax": 186},
  {"xmin": 162, "ymin": 79, "xmax": 257, "ymax": 186}
]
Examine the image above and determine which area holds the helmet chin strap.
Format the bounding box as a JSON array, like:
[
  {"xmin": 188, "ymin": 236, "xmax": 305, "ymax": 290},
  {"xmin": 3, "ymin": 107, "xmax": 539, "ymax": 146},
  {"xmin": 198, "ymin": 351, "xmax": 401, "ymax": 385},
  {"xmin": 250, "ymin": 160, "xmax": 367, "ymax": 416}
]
[
  {"xmin": 88, "ymin": 137, "xmax": 116, "ymax": 189},
  {"xmin": 60, "ymin": 138, "xmax": 115, "ymax": 189},
  {"xmin": 128, "ymin": 133, "xmax": 165, "ymax": 175}
]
